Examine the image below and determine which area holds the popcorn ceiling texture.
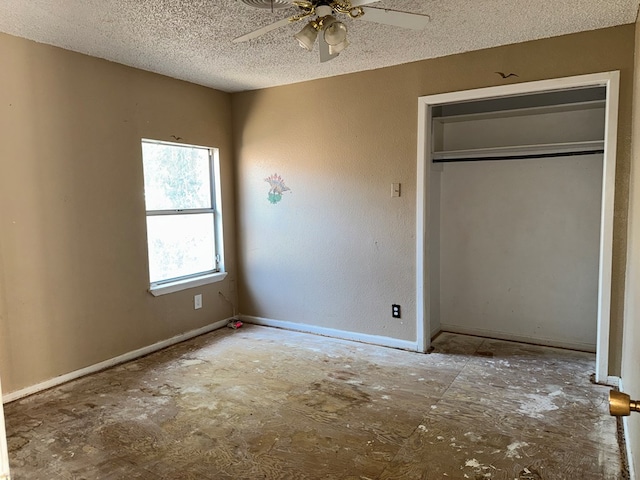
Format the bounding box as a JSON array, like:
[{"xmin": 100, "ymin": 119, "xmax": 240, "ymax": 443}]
[{"xmin": 0, "ymin": 0, "xmax": 638, "ymax": 92}]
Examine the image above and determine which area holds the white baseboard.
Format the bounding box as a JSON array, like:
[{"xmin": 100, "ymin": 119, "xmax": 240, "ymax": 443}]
[
  {"xmin": 606, "ymin": 375, "xmax": 622, "ymax": 387},
  {"xmin": 430, "ymin": 324, "xmax": 441, "ymax": 339},
  {"xmin": 439, "ymin": 323, "xmax": 596, "ymax": 353},
  {"xmin": 240, "ymin": 315, "xmax": 419, "ymax": 351},
  {"xmin": 2, "ymin": 318, "xmax": 231, "ymax": 404}
]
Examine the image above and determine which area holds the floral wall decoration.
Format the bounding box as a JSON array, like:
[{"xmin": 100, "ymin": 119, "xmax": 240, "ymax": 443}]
[{"xmin": 264, "ymin": 173, "xmax": 291, "ymax": 204}]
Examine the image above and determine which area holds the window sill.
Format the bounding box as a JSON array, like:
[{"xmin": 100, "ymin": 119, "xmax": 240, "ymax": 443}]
[{"xmin": 149, "ymin": 272, "xmax": 228, "ymax": 296}]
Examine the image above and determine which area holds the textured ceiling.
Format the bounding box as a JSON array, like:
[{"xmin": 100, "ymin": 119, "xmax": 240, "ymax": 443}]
[{"xmin": 0, "ymin": 0, "xmax": 638, "ymax": 92}]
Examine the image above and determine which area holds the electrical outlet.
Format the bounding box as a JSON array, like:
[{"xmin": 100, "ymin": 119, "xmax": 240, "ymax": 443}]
[
  {"xmin": 392, "ymin": 304, "xmax": 401, "ymax": 318},
  {"xmin": 194, "ymin": 294, "xmax": 202, "ymax": 310}
]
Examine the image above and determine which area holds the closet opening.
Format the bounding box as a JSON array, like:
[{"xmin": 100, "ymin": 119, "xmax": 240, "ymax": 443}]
[{"xmin": 415, "ymin": 72, "xmax": 620, "ymax": 384}]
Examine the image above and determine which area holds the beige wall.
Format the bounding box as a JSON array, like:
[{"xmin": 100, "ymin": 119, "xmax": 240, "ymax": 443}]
[
  {"xmin": 0, "ymin": 33, "xmax": 237, "ymax": 394},
  {"xmin": 621, "ymin": 13, "xmax": 640, "ymax": 477},
  {"xmin": 233, "ymin": 25, "xmax": 635, "ymax": 372}
]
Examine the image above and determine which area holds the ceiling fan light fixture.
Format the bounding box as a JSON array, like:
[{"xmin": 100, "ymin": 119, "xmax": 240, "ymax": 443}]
[
  {"xmin": 295, "ymin": 22, "xmax": 319, "ymax": 51},
  {"xmin": 328, "ymin": 38, "xmax": 349, "ymax": 55},
  {"xmin": 323, "ymin": 20, "xmax": 347, "ymax": 46}
]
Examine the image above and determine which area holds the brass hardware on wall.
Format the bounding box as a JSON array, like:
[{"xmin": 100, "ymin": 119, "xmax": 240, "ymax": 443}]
[{"xmin": 609, "ymin": 390, "xmax": 640, "ymax": 416}]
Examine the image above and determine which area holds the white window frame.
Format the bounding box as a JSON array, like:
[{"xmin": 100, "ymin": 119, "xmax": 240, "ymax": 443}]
[{"xmin": 142, "ymin": 139, "xmax": 227, "ymax": 296}]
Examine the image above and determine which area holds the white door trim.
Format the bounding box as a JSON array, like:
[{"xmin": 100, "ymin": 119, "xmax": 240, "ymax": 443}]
[{"xmin": 415, "ymin": 71, "xmax": 620, "ymax": 383}]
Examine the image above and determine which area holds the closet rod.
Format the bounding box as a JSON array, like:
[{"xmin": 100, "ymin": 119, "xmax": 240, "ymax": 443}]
[{"xmin": 433, "ymin": 149, "xmax": 604, "ymax": 163}]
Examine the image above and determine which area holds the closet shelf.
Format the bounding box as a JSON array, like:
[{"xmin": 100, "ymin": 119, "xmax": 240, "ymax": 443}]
[
  {"xmin": 432, "ymin": 140, "xmax": 605, "ymax": 162},
  {"xmin": 432, "ymin": 100, "xmax": 606, "ymax": 124}
]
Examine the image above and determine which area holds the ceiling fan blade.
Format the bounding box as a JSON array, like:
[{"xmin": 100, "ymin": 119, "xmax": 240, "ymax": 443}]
[
  {"xmin": 233, "ymin": 17, "xmax": 295, "ymax": 42},
  {"xmin": 360, "ymin": 7, "xmax": 430, "ymax": 30},
  {"xmin": 319, "ymin": 36, "xmax": 339, "ymax": 63},
  {"xmin": 348, "ymin": 0, "xmax": 381, "ymax": 6}
]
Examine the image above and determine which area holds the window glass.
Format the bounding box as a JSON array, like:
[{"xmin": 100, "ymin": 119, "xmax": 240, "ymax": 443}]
[
  {"xmin": 146, "ymin": 213, "xmax": 216, "ymax": 283},
  {"xmin": 142, "ymin": 142, "xmax": 212, "ymax": 211}
]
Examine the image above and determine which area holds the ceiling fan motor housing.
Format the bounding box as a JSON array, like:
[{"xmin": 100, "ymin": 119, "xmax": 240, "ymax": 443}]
[{"xmin": 315, "ymin": 5, "xmax": 334, "ymax": 17}]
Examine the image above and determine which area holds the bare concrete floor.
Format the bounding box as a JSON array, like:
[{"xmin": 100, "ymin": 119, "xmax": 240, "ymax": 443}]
[{"xmin": 4, "ymin": 326, "xmax": 621, "ymax": 479}]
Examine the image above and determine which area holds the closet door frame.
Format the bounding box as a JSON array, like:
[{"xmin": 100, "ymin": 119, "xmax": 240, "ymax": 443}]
[{"xmin": 415, "ymin": 71, "xmax": 620, "ymax": 384}]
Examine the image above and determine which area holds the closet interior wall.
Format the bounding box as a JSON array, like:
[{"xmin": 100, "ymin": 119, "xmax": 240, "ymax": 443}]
[{"xmin": 431, "ymin": 89, "xmax": 606, "ymax": 351}]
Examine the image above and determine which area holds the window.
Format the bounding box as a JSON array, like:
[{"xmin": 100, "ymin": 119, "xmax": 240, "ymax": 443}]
[{"xmin": 141, "ymin": 139, "xmax": 226, "ymax": 295}]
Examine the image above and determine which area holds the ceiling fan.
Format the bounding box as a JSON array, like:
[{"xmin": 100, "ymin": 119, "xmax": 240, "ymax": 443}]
[{"xmin": 234, "ymin": 0, "xmax": 430, "ymax": 62}]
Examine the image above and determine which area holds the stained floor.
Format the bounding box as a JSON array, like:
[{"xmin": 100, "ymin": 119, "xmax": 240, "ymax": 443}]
[{"xmin": 4, "ymin": 326, "xmax": 621, "ymax": 479}]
